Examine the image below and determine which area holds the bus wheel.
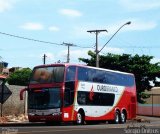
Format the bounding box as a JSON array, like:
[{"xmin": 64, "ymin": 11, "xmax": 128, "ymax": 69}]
[
  {"xmin": 120, "ymin": 111, "xmax": 126, "ymax": 124},
  {"xmin": 114, "ymin": 111, "xmax": 120, "ymax": 124},
  {"xmin": 76, "ymin": 112, "xmax": 84, "ymax": 125},
  {"xmin": 108, "ymin": 111, "xmax": 120, "ymax": 124}
]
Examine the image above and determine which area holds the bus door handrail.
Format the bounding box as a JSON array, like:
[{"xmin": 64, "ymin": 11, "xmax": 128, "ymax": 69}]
[{"xmin": 20, "ymin": 88, "xmax": 27, "ymax": 100}]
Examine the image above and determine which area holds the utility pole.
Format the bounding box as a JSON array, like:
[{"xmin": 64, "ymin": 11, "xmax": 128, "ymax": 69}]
[
  {"xmin": 87, "ymin": 30, "xmax": 107, "ymax": 67},
  {"xmin": 0, "ymin": 56, "xmax": 3, "ymax": 73},
  {"xmin": 87, "ymin": 21, "xmax": 131, "ymax": 68},
  {"xmin": 0, "ymin": 78, "xmax": 5, "ymax": 117},
  {"xmin": 63, "ymin": 42, "xmax": 76, "ymax": 63},
  {"xmin": 42, "ymin": 54, "xmax": 47, "ymax": 64}
]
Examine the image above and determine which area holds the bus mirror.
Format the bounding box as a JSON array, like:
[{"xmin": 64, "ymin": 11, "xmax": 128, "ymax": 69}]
[{"xmin": 20, "ymin": 88, "xmax": 27, "ymax": 100}]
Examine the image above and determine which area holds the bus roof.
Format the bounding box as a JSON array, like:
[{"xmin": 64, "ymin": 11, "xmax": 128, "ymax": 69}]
[{"xmin": 34, "ymin": 63, "xmax": 134, "ymax": 76}]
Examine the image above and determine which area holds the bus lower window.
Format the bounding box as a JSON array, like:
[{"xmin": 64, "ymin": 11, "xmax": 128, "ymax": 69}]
[{"xmin": 77, "ymin": 91, "xmax": 115, "ymax": 106}]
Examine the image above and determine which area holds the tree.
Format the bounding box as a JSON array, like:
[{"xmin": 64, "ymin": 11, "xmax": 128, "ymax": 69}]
[
  {"xmin": 79, "ymin": 51, "xmax": 160, "ymax": 103},
  {"xmin": 7, "ymin": 68, "xmax": 32, "ymax": 86}
]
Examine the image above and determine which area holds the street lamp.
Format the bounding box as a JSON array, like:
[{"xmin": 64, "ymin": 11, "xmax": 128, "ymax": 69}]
[{"xmin": 98, "ymin": 21, "xmax": 131, "ymax": 54}]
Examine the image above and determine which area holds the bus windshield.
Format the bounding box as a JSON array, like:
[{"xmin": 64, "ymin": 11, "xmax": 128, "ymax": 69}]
[
  {"xmin": 28, "ymin": 88, "xmax": 61, "ymax": 109},
  {"xmin": 30, "ymin": 66, "xmax": 64, "ymax": 84}
]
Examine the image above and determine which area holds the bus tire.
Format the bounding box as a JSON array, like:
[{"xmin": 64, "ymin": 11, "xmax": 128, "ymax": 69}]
[
  {"xmin": 120, "ymin": 111, "xmax": 126, "ymax": 124},
  {"xmin": 76, "ymin": 111, "xmax": 84, "ymax": 125},
  {"xmin": 114, "ymin": 111, "xmax": 120, "ymax": 124},
  {"xmin": 108, "ymin": 111, "xmax": 120, "ymax": 124}
]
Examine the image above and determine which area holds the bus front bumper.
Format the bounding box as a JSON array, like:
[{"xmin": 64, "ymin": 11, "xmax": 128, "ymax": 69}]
[{"xmin": 28, "ymin": 115, "xmax": 62, "ymax": 122}]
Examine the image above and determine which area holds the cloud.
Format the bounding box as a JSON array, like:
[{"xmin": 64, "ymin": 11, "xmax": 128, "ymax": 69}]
[
  {"xmin": 72, "ymin": 23, "xmax": 108, "ymax": 39},
  {"xmin": 45, "ymin": 52, "xmax": 54, "ymax": 60},
  {"xmin": 48, "ymin": 26, "xmax": 60, "ymax": 32},
  {"xmin": 151, "ymin": 58, "xmax": 160, "ymax": 64},
  {"xmin": 20, "ymin": 22, "xmax": 44, "ymax": 30},
  {"xmin": 28, "ymin": 53, "xmax": 54, "ymax": 60},
  {"xmin": 120, "ymin": 0, "xmax": 160, "ymax": 11},
  {"xmin": 28, "ymin": 53, "xmax": 55, "ymax": 64},
  {"xmin": 72, "ymin": 19, "xmax": 156, "ymax": 39},
  {"xmin": 127, "ymin": 20, "xmax": 157, "ymax": 31},
  {"xmin": 0, "ymin": 0, "xmax": 15, "ymax": 13},
  {"xmin": 57, "ymin": 48, "xmax": 90, "ymax": 63},
  {"xmin": 59, "ymin": 9, "xmax": 82, "ymax": 17},
  {"xmin": 57, "ymin": 46, "xmax": 124, "ymax": 63},
  {"xmin": 107, "ymin": 19, "xmax": 157, "ymax": 34}
]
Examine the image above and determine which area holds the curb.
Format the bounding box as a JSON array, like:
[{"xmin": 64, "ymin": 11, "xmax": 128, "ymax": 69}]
[{"xmin": 0, "ymin": 122, "xmax": 45, "ymax": 127}]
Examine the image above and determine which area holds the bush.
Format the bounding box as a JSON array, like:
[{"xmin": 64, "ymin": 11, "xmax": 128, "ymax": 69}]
[{"xmin": 7, "ymin": 68, "xmax": 32, "ymax": 86}]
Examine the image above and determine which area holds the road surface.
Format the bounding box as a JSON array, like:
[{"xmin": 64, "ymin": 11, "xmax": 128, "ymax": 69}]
[{"xmin": 0, "ymin": 116, "xmax": 160, "ymax": 134}]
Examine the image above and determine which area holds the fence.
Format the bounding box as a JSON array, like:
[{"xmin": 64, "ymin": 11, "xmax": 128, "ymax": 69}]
[
  {"xmin": 137, "ymin": 94, "xmax": 160, "ymax": 116},
  {"xmin": 0, "ymin": 85, "xmax": 27, "ymax": 116}
]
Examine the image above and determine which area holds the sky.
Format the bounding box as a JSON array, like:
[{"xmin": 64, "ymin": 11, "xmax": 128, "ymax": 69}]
[{"xmin": 0, "ymin": 0, "xmax": 160, "ymax": 68}]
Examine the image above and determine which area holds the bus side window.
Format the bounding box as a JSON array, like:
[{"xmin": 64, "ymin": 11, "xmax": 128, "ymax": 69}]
[
  {"xmin": 65, "ymin": 66, "xmax": 76, "ymax": 81},
  {"xmin": 78, "ymin": 67, "xmax": 88, "ymax": 81}
]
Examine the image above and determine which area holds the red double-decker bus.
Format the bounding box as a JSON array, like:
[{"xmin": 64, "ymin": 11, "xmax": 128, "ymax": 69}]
[{"xmin": 20, "ymin": 63, "xmax": 136, "ymax": 124}]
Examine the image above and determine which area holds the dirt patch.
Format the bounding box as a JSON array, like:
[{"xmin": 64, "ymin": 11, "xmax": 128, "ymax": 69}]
[
  {"xmin": 0, "ymin": 117, "xmax": 8, "ymax": 123},
  {"xmin": 0, "ymin": 114, "xmax": 28, "ymax": 123}
]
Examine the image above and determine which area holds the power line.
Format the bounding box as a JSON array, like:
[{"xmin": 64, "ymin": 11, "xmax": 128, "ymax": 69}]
[
  {"xmin": 1, "ymin": 31, "xmax": 159, "ymax": 49},
  {"xmin": 0, "ymin": 31, "xmax": 63, "ymax": 46},
  {"xmin": 0, "ymin": 31, "xmax": 93, "ymax": 49},
  {"xmin": 0, "ymin": 31, "xmax": 94, "ymax": 63},
  {"xmin": 75, "ymin": 45, "xmax": 93, "ymax": 49}
]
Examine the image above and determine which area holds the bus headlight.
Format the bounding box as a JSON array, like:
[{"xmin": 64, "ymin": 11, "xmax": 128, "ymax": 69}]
[
  {"xmin": 28, "ymin": 113, "xmax": 35, "ymax": 116},
  {"xmin": 52, "ymin": 112, "xmax": 62, "ymax": 116}
]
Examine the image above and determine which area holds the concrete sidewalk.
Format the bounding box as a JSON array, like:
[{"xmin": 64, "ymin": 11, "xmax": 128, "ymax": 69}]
[{"xmin": 137, "ymin": 115, "xmax": 160, "ymax": 121}]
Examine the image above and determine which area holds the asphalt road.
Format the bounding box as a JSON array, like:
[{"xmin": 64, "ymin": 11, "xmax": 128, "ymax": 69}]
[
  {"xmin": 0, "ymin": 125, "xmax": 127, "ymax": 134},
  {"xmin": 1, "ymin": 123, "xmax": 160, "ymax": 134},
  {"xmin": 0, "ymin": 116, "xmax": 160, "ymax": 134}
]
